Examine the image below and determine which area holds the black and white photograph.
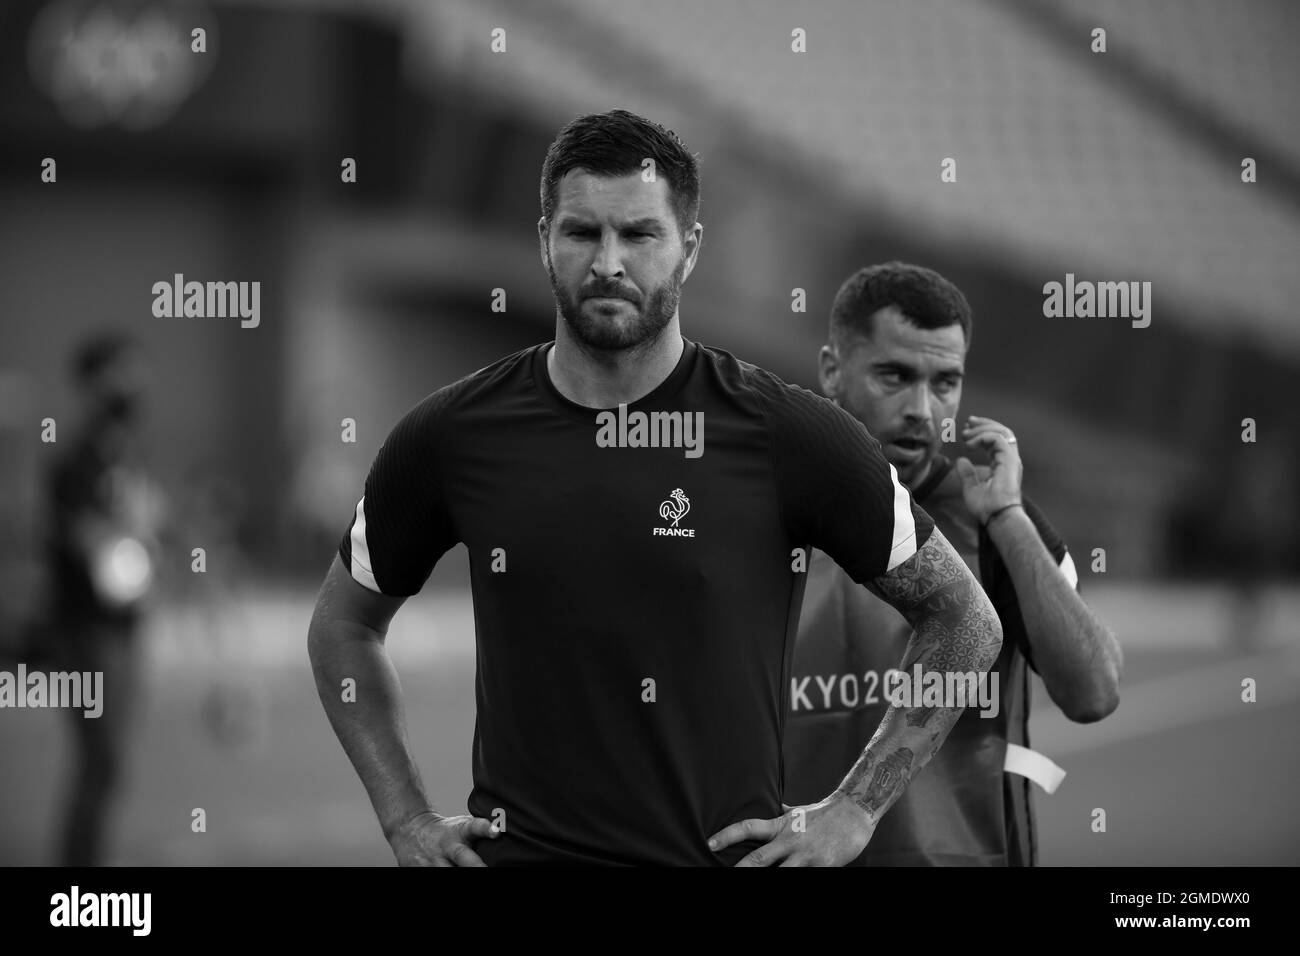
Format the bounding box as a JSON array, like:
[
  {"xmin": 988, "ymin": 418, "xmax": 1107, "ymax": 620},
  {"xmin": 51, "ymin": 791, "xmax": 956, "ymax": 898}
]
[{"xmin": 0, "ymin": 0, "xmax": 1296, "ymax": 934}]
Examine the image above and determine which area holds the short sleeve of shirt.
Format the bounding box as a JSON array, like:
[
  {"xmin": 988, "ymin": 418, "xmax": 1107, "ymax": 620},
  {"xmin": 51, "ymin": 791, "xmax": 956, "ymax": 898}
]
[
  {"xmin": 752, "ymin": 375, "xmax": 935, "ymax": 584},
  {"xmin": 337, "ymin": 392, "xmax": 461, "ymax": 597}
]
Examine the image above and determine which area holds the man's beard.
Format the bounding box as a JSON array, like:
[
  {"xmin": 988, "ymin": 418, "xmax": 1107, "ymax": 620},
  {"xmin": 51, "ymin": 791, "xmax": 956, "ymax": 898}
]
[
  {"xmin": 879, "ymin": 433, "xmax": 939, "ymax": 487},
  {"xmin": 548, "ymin": 255, "xmax": 687, "ymax": 353}
]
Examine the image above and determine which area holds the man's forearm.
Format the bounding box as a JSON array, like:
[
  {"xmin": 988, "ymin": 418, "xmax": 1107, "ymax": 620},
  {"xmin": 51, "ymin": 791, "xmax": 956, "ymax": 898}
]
[
  {"xmin": 833, "ymin": 701, "xmax": 953, "ymax": 829},
  {"xmin": 987, "ymin": 505, "xmax": 1122, "ymax": 721},
  {"xmin": 307, "ymin": 617, "xmax": 435, "ymax": 839},
  {"xmin": 836, "ymin": 534, "xmax": 1003, "ymax": 828}
]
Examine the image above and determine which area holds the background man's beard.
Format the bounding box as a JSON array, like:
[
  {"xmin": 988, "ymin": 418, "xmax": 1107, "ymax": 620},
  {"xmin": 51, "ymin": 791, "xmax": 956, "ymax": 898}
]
[
  {"xmin": 884, "ymin": 442, "xmax": 938, "ymax": 486},
  {"xmin": 550, "ymin": 258, "xmax": 686, "ymax": 352}
]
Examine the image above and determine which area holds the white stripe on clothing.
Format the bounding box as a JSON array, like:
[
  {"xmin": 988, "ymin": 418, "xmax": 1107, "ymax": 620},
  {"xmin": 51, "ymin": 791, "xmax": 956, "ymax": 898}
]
[
  {"xmin": 885, "ymin": 462, "xmax": 919, "ymax": 571},
  {"xmin": 1004, "ymin": 743, "xmax": 1067, "ymax": 794},
  {"xmin": 1059, "ymin": 550, "xmax": 1079, "ymax": 589},
  {"xmin": 349, "ymin": 496, "xmax": 381, "ymax": 593}
]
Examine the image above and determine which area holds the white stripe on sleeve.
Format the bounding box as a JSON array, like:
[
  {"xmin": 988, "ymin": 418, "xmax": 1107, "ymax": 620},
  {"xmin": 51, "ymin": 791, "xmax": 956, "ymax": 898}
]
[
  {"xmin": 349, "ymin": 496, "xmax": 381, "ymax": 592},
  {"xmin": 1059, "ymin": 550, "xmax": 1079, "ymax": 589},
  {"xmin": 885, "ymin": 462, "xmax": 919, "ymax": 571}
]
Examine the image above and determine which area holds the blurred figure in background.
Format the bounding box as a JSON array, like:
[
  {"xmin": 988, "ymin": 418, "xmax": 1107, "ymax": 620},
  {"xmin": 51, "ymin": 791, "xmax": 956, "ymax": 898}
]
[
  {"xmin": 784, "ymin": 263, "xmax": 1123, "ymax": 865},
  {"xmin": 174, "ymin": 466, "xmax": 268, "ymax": 755},
  {"xmin": 0, "ymin": 370, "xmax": 46, "ymax": 667},
  {"xmin": 39, "ymin": 330, "xmax": 165, "ymax": 865}
]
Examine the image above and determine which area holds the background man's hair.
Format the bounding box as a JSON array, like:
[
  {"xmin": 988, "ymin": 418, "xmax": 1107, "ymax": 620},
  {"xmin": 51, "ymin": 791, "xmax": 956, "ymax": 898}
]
[
  {"xmin": 69, "ymin": 329, "xmax": 136, "ymax": 385},
  {"xmin": 540, "ymin": 109, "xmax": 701, "ymax": 236},
  {"xmin": 829, "ymin": 261, "xmax": 973, "ymax": 351}
]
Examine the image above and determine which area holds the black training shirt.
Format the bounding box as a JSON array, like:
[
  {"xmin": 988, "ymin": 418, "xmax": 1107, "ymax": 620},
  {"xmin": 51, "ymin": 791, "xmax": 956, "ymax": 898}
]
[{"xmin": 339, "ymin": 339, "xmax": 934, "ymax": 865}]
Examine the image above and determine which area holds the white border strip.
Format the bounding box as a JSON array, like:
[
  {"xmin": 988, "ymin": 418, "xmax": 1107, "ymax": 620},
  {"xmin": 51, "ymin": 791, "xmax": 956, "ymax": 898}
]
[
  {"xmin": 885, "ymin": 462, "xmax": 919, "ymax": 571},
  {"xmin": 349, "ymin": 497, "xmax": 380, "ymax": 593}
]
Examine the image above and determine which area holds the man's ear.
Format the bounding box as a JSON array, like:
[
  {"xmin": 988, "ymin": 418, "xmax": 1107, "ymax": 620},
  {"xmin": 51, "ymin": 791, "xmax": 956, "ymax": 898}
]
[
  {"xmin": 680, "ymin": 221, "xmax": 704, "ymax": 283},
  {"xmin": 537, "ymin": 217, "xmax": 550, "ymax": 269},
  {"xmin": 818, "ymin": 344, "xmax": 841, "ymax": 401}
]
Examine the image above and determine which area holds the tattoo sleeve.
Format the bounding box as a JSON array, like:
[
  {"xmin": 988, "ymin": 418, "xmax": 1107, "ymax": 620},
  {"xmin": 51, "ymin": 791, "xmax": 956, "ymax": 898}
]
[{"xmin": 833, "ymin": 527, "xmax": 1003, "ymax": 827}]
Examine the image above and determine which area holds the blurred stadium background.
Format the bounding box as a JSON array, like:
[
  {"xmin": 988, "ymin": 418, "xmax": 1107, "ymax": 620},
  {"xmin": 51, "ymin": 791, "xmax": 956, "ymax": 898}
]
[{"xmin": 1, "ymin": 0, "xmax": 1297, "ymax": 865}]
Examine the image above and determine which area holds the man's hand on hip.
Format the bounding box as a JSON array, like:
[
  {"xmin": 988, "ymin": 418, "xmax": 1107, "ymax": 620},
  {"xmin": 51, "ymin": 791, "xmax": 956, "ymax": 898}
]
[
  {"xmin": 707, "ymin": 795, "xmax": 873, "ymax": 866},
  {"xmin": 388, "ymin": 809, "xmax": 500, "ymax": 867}
]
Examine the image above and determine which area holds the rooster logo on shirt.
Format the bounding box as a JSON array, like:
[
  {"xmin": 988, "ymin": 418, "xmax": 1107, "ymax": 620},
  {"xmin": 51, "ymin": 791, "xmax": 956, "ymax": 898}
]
[{"xmin": 659, "ymin": 488, "xmax": 690, "ymax": 527}]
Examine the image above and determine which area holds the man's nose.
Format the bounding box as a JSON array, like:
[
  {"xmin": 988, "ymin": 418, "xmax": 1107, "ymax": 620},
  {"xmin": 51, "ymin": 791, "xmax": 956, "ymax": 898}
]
[
  {"xmin": 901, "ymin": 382, "xmax": 932, "ymax": 422},
  {"xmin": 591, "ymin": 233, "xmax": 625, "ymax": 278}
]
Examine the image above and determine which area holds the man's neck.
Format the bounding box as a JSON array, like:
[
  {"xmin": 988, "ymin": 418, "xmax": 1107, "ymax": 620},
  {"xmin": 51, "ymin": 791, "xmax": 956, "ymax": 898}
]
[{"xmin": 547, "ymin": 317, "xmax": 684, "ymax": 408}]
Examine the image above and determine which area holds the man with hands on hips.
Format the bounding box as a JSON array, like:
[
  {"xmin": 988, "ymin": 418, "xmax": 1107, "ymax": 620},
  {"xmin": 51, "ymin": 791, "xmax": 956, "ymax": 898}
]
[{"xmin": 311, "ymin": 118, "xmax": 1006, "ymax": 866}]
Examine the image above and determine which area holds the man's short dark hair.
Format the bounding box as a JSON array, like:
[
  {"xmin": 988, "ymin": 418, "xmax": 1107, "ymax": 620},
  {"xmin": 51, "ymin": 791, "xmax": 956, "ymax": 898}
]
[
  {"xmin": 540, "ymin": 109, "xmax": 701, "ymax": 236},
  {"xmin": 829, "ymin": 262, "xmax": 973, "ymax": 351},
  {"xmin": 70, "ymin": 329, "xmax": 137, "ymax": 385}
]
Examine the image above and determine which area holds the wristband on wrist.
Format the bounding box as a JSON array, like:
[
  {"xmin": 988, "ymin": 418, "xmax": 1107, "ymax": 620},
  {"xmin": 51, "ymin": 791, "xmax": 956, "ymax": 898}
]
[{"xmin": 983, "ymin": 502, "xmax": 1023, "ymax": 528}]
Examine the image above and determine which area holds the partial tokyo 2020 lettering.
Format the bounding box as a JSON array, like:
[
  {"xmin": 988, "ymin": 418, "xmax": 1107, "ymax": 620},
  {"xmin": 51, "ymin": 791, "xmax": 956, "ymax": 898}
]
[{"xmin": 791, "ymin": 666, "xmax": 1000, "ymax": 718}]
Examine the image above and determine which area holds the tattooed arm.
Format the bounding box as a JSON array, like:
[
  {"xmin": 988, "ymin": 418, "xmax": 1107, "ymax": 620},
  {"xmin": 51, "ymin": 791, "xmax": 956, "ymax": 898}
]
[
  {"xmin": 834, "ymin": 526, "xmax": 1003, "ymax": 828},
  {"xmin": 707, "ymin": 527, "xmax": 1002, "ymax": 865}
]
